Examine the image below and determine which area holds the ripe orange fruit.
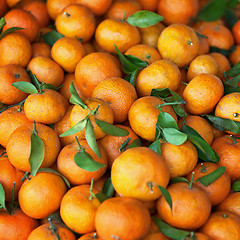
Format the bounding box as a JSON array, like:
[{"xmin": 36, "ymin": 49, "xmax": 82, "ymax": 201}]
[
  {"xmin": 139, "ymin": 22, "xmax": 165, "ymax": 48},
  {"xmin": 27, "ymin": 56, "xmax": 64, "ymax": 88},
  {"xmin": 70, "ymin": 98, "xmax": 114, "ymax": 140},
  {"xmin": 111, "ymin": 147, "xmax": 170, "ymax": 201},
  {"xmin": 0, "ymin": 0, "xmax": 8, "ymax": 17},
  {"xmin": 82, "ymin": 42, "xmax": 96, "ymax": 55},
  {"xmin": 78, "ymin": 232, "xmax": 102, "ymax": 240},
  {"xmin": 105, "ymin": 0, "xmax": 142, "ymax": 20},
  {"xmin": 51, "ymin": 37, "xmax": 86, "ymax": 73},
  {"xmin": 19, "ymin": 172, "xmax": 67, "ymax": 219},
  {"xmin": 95, "ymin": 197, "xmax": 151, "ymax": 240},
  {"xmin": 136, "ymin": 59, "xmax": 181, "ymax": 97},
  {"xmin": 60, "ymin": 184, "xmax": 101, "ymax": 234},
  {"xmin": 128, "ymin": 96, "xmax": 178, "ymax": 141},
  {"xmin": 229, "ymin": 45, "xmax": 240, "ymax": 65},
  {"xmin": 200, "ymin": 24, "xmax": 234, "ymax": 50},
  {"xmin": 158, "ymin": 0, "xmax": 199, "ymax": 25},
  {"xmin": 0, "ymin": 32, "xmax": 32, "ymax": 68},
  {"xmin": 31, "ymin": 42, "xmax": 51, "ymax": 58},
  {"xmin": 74, "ymin": 52, "xmax": 122, "ymax": 98},
  {"xmin": 125, "ymin": 44, "xmax": 161, "ymax": 64},
  {"xmin": 56, "ymin": 4, "xmax": 96, "ymax": 42},
  {"xmin": 24, "ymin": 89, "xmax": 67, "ymax": 125},
  {"xmin": 95, "ymin": 19, "xmax": 141, "ymax": 53},
  {"xmin": 0, "ymin": 64, "xmax": 31, "ymax": 105},
  {"xmin": 161, "ymin": 140, "xmax": 198, "ymax": 178},
  {"xmin": 46, "ymin": 0, "xmax": 76, "ymax": 21},
  {"xmin": 27, "ymin": 222, "xmax": 76, "ymax": 240},
  {"xmin": 187, "ymin": 54, "xmax": 219, "ymax": 82},
  {"xmin": 3, "ymin": 8, "xmax": 39, "ymax": 43},
  {"xmin": 136, "ymin": 0, "xmax": 158, "ymax": 11},
  {"xmin": 200, "ymin": 211, "xmax": 240, "ymax": 239},
  {"xmin": 75, "ymin": 0, "xmax": 112, "ymax": 16},
  {"xmin": 54, "ymin": 105, "xmax": 77, "ymax": 147},
  {"xmin": 186, "ymin": 162, "xmax": 231, "ymax": 206},
  {"xmin": 183, "ymin": 74, "xmax": 224, "ymax": 115},
  {"xmin": 158, "ymin": 23, "xmax": 199, "ymax": 67},
  {"xmin": 215, "ymin": 92, "xmax": 240, "ymax": 123},
  {"xmin": 186, "ymin": 233, "xmax": 213, "ymax": 240},
  {"xmin": 197, "ymin": 35, "xmax": 210, "ymax": 55},
  {"xmin": 178, "ymin": 115, "xmax": 214, "ymax": 145},
  {"xmin": 92, "ymin": 77, "xmax": 137, "ymax": 123},
  {"xmin": 0, "ymin": 156, "xmax": 24, "ymax": 202},
  {"xmin": 211, "ymin": 135, "xmax": 240, "ymax": 180},
  {"xmin": 209, "ymin": 52, "xmax": 231, "ymax": 80},
  {"xmin": 98, "ymin": 124, "xmax": 139, "ymax": 167},
  {"xmin": 216, "ymin": 192, "xmax": 240, "ymax": 217},
  {"xmin": 6, "ymin": 122, "xmax": 61, "ymax": 172},
  {"xmin": 22, "ymin": 0, "xmax": 51, "ymax": 28},
  {"xmin": 0, "ymin": 208, "xmax": 38, "ymax": 240},
  {"xmin": 157, "ymin": 182, "xmax": 212, "ymax": 229},
  {"xmin": 57, "ymin": 139, "xmax": 107, "ymax": 185},
  {"xmin": 59, "ymin": 73, "xmax": 76, "ymax": 101},
  {"xmin": 0, "ymin": 106, "xmax": 31, "ymax": 148}
]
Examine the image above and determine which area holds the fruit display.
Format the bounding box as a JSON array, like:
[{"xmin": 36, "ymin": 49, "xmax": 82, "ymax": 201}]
[{"xmin": 0, "ymin": 0, "xmax": 240, "ymax": 239}]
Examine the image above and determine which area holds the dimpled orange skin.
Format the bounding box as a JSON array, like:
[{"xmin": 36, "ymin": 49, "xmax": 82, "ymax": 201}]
[
  {"xmin": 74, "ymin": 52, "xmax": 122, "ymax": 98},
  {"xmin": 60, "ymin": 184, "xmax": 101, "ymax": 234},
  {"xmin": 158, "ymin": 24, "xmax": 199, "ymax": 68},
  {"xmin": 128, "ymin": 96, "xmax": 178, "ymax": 142},
  {"xmin": 0, "ymin": 64, "xmax": 31, "ymax": 105},
  {"xmin": 24, "ymin": 89, "xmax": 68, "ymax": 125},
  {"xmin": 0, "ymin": 32, "xmax": 32, "ymax": 68},
  {"xmin": 57, "ymin": 140, "xmax": 107, "ymax": 186},
  {"xmin": 95, "ymin": 197, "xmax": 151, "ymax": 240},
  {"xmin": 111, "ymin": 147, "xmax": 170, "ymax": 201},
  {"xmin": 6, "ymin": 123, "xmax": 61, "ymax": 172},
  {"xmin": 157, "ymin": 182, "xmax": 212, "ymax": 230},
  {"xmin": 95, "ymin": 19, "xmax": 141, "ymax": 53},
  {"xmin": 0, "ymin": 208, "xmax": 39, "ymax": 240},
  {"xmin": 70, "ymin": 98, "xmax": 114, "ymax": 140},
  {"xmin": 19, "ymin": 172, "xmax": 67, "ymax": 219},
  {"xmin": 136, "ymin": 59, "xmax": 181, "ymax": 97},
  {"xmin": 183, "ymin": 74, "xmax": 224, "ymax": 115},
  {"xmin": 91, "ymin": 77, "xmax": 138, "ymax": 123},
  {"xmin": 215, "ymin": 92, "xmax": 240, "ymax": 122}
]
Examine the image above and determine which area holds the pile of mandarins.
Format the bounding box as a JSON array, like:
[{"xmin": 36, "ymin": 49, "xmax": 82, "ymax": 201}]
[{"xmin": 1, "ymin": 0, "xmax": 240, "ymax": 239}]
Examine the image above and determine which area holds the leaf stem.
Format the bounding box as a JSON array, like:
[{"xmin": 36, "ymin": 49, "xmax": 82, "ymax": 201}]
[
  {"xmin": 0, "ymin": 98, "xmax": 26, "ymax": 113},
  {"xmin": 48, "ymin": 218, "xmax": 60, "ymax": 240},
  {"xmin": 10, "ymin": 182, "xmax": 15, "ymax": 215},
  {"xmin": 32, "ymin": 121, "xmax": 37, "ymax": 135},
  {"xmin": 75, "ymin": 136, "xmax": 84, "ymax": 151},
  {"xmin": 89, "ymin": 178, "xmax": 96, "ymax": 201},
  {"xmin": 188, "ymin": 172, "xmax": 195, "ymax": 189},
  {"xmin": 119, "ymin": 137, "xmax": 131, "ymax": 152}
]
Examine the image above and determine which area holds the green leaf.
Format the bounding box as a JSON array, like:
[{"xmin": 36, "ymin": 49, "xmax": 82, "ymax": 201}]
[
  {"xmin": 197, "ymin": 0, "xmax": 226, "ymax": 21},
  {"xmin": 0, "ymin": 183, "xmax": 6, "ymax": 211},
  {"xmin": 204, "ymin": 115, "xmax": 240, "ymax": 134},
  {"xmin": 196, "ymin": 167, "xmax": 226, "ymax": 186},
  {"xmin": 0, "ymin": 17, "xmax": 6, "ymax": 34},
  {"xmin": 41, "ymin": 82, "xmax": 58, "ymax": 91},
  {"xmin": 128, "ymin": 67, "xmax": 140, "ymax": 87},
  {"xmin": 224, "ymin": 75, "xmax": 240, "ymax": 87},
  {"xmin": 227, "ymin": 0, "xmax": 239, "ymax": 8},
  {"xmin": 102, "ymin": 177, "xmax": 115, "ymax": 198},
  {"xmin": 85, "ymin": 119, "xmax": 101, "ymax": 158},
  {"xmin": 157, "ymin": 111, "xmax": 179, "ymax": 129},
  {"xmin": 151, "ymin": 88, "xmax": 172, "ymax": 98},
  {"xmin": 12, "ymin": 81, "xmax": 38, "ymax": 94},
  {"xmin": 124, "ymin": 55, "xmax": 148, "ymax": 67},
  {"xmin": 149, "ymin": 140, "xmax": 161, "ymax": 154},
  {"xmin": 29, "ymin": 133, "xmax": 45, "ymax": 177},
  {"xmin": 38, "ymin": 168, "xmax": 70, "ymax": 188},
  {"xmin": 69, "ymin": 82, "xmax": 88, "ymax": 109},
  {"xmin": 181, "ymin": 125, "xmax": 220, "ymax": 162},
  {"xmin": 114, "ymin": 44, "xmax": 138, "ymax": 74},
  {"xmin": 0, "ymin": 27, "xmax": 24, "ymax": 41},
  {"xmin": 153, "ymin": 217, "xmax": 195, "ymax": 240},
  {"xmin": 129, "ymin": 139, "xmax": 142, "ymax": 148},
  {"xmin": 226, "ymin": 61, "xmax": 240, "ymax": 77},
  {"xmin": 224, "ymin": 8, "xmax": 238, "ymax": 29},
  {"xmin": 162, "ymin": 128, "xmax": 187, "ymax": 145},
  {"xmin": 127, "ymin": 10, "xmax": 164, "ymax": 28},
  {"xmin": 74, "ymin": 150, "xmax": 106, "ymax": 172},
  {"xmin": 232, "ymin": 178, "xmax": 240, "ymax": 192},
  {"xmin": 158, "ymin": 186, "xmax": 172, "ymax": 211},
  {"xmin": 26, "ymin": 70, "xmax": 41, "ymax": 90},
  {"xmin": 95, "ymin": 192, "xmax": 109, "ymax": 203},
  {"xmin": 224, "ymin": 85, "xmax": 240, "ymax": 95},
  {"xmin": 170, "ymin": 177, "xmax": 189, "ymax": 184},
  {"xmin": 60, "ymin": 117, "xmax": 87, "ymax": 137},
  {"xmin": 42, "ymin": 30, "xmax": 64, "ymax": 46},
  {"xmin": 95, "ymin": 119, "xmax": 129, "ymax": 137},
  {"xmin": 209, "ymin": 45, "xmax": 236, "ymax": 56}
]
